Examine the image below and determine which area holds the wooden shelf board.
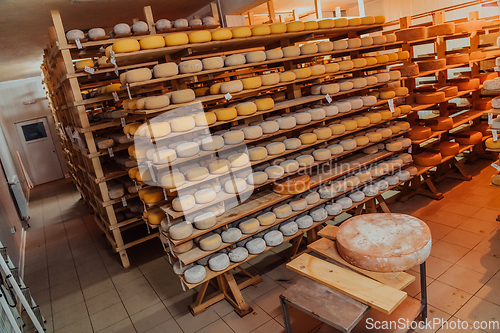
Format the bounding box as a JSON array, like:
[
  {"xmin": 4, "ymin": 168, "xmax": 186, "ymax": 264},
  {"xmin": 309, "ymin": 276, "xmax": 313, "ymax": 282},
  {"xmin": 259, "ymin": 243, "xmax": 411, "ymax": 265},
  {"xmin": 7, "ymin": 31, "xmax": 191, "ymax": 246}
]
[
  {"xmin": 414, "ymin": 143, "xmax": 475, "ymax": 175},
  {"xmin": 411, "ymin": 85, "xmax": 483, "ymax": 112}
]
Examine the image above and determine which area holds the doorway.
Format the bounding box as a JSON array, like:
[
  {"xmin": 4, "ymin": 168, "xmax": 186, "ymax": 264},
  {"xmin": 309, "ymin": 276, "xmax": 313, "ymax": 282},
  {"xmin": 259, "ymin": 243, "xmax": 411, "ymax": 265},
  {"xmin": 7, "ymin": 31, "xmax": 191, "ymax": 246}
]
[{"xmin": 15, "ymin": 117, "xmax": 63, "ymax": 185}]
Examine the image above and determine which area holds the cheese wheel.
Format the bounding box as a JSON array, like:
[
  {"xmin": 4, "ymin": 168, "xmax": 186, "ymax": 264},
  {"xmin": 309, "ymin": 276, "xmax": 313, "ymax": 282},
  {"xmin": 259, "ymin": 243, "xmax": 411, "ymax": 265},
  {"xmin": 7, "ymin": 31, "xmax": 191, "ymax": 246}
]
[
  {"xmin": 241, "ymin": 76, "xmax": 262, "ymax": 90},
  {"xmin": 398, "ymin": 51, "xmax": 410, "ymax": 60},
  {"xmin": 125, "ymin": 68, "xmax": 152, "ymax": 83},
  {"xmin": 145, "ymin": 95, "xmax": 170, "ymax": 110},
  {"xmin": 308, "ymin": 108, "xmax": 326, "ymax": 120},
  {"xmin": 224, "ymin": 178, "xmax": 247, "ymax": 193},
  {"xmin": 318, "ymin": 19, "xmax": 334, "ymax": 28},
  {"xmin": 221, "ymin": 228, "xmax": 242, "ymax": 243},
  {"xmin": 340, "ymin": 139, "xmax": 357, "ymax": 150},
  {"xmin": 283, "ymin": 46, "xmax": 300, "ymax": 58},
  {"xmin": 265, "ymin": 48, "xmax": 284, "ymax": 60},
  {"xmin": 169, "ymin": 222, "xmax": 193, "ymax": 240},
  {"xmin": 385, "ymin": 141, "xmax": 402, "ymax": 152},
  {"xmin": 486, "ymin": 138, "xmax": 500, "ymax": 149},
  {"xmin": 434, "ymin": 141, "xmax": 459, "ymax": 156},
  {"xmin": 113, "ymin": 39, "xmax": 141, "ymax": 53},
  {"xmin": 321, "ymin": 83, "xmax": 340, "ymax": 95},
  {"xmin": 389, "ymin": 125, "xmax": 401, "ymax": 134},
  {"xmin": 334, "ymin": 18, "xmax": 348, "ymax": 27},
  {"xmin": 376, "ymin": 55, "xmax": 389, "ymax": 64},
  {"xmin": 231, "ymin": 27, "xmax": 251, "ymax": 38},
  {"xmin": 427, "ymin": 23, "xmax": 455, "ymax": 37},
  {"xmin": 455, "ymin": 78, "xmax": 480, "ymax": 91},
  {"xmin": 273, "ymin": 204, "xmax": 292, "ymax": 219},
  {"xmin": 354, "ymin": 136, "xmax": 369, "ymax": 146},
  {"xmin": 341, "ymin": 120, "xmax": 357, "ymax": 131},
  {"xmin": 351, "ymin": 78, "xmax": 367, "ymax": 88},
  {"xmin": 328, "ymin": 144, "xmax": 344, "ymax": 155},
  {"xmin": 287, "ymin": 21, "xmax": 305, "ymax": 32},
  {"xmin": 243, "ymin": 126, "xmax": 263, "ymax": 140},
  {"xmin": 260, "ymin": 73, "xmax": 280, "ymax": 86},
  {"xmin": 336, "ymin": 197, "xmax": 352, "ymax": 209},
  {"xmin": 276, "ymin": 116, "xmax": 296, "ymax": 130},
  {"xmin": 348, "ymin": 38, "xmax": 362, "ymax": 48},
  {"xmin": 296, "ymin": 155, "xmax": 314, "ymax": 167},
  {"xmin": 353, "ymin": 58, "xmax": 367, "ymax": 68},
  {"xmin": 334, "ymin": 101, "xmax": 351, "ymax": 113},
  {"xmin": 311, "ymin": 65, "xmax": 326, "ymax": 76},
  {"xmin": 364, "ymin": 112, "xmax": 381, "ymax": 124},
  {"xmin": 224, "ymin": 54, "xmax": 246, "ymax": 67},
  {"xmin": 246, "ymin": 51, "xmax": 266, "ymax": 63},
  {"xmin": 414, "ymin": 152, "xmax": 442, "ymax": 166},
  {"xmin": 220, "ymin": 80, "xmax": 243, "ymax": 94},
  {"xmin": 313, "ymin": 127, "xmax": 332, "ymax": 140},
  {"xmin": 283, "ymin": 138, "xmax": 301, "ymax": 150},
  {"xmin": 172, "ymin": 195, "xmax": 196, "ymax": 212},
  {"xmin": 333, "ymin": 40, "xmax": 348, "ymax": 50},
  {"xmin": 194, "ymin": 112, "xmax": 216, "ymax": 127},
  {"xmin": 361, "ymin": 95, "xmax": 377, "ymax": 107},
  {"xmin": 380, "ymin": 91, "xmax": 396, "ymax": 99},
  {"xmin": 292, "ymin": 68, "xmax": 312, "ymax": 79},
  {"xmin": 395, "ymin": 27, "xmax": 427, "ymax": 42},
  {"xmin": 153, "ymin": 63, "xmax": 179, "ymax": 78},
  {"xmin": 266, "ymin": 142, "xmax": 286, "ymax": 155},
  {"xmin": 260, "ymin": 121, "xmax": 279, "ymax": 133},
  {"xmin": 170, "ymin": 116, "xmax": 195, "ymax": 132},
  {"xmin": 408, "ymin": 126, "xmax": 431, "ymax": 141},
  {"xmin": 365, "ymin": 57, "xmax": 377, "ymax": 66},
  {"xmin": 214, "ymin": 107, "xmax": 237, "ymax": 121},
  {"xmin": 354, "ymin": 116, "xmax": 370, "ymax": 128},
  {"xmin": 339, "ymin": 60, "xmax": 354, "ymax": 71},
  {"xmin": 228, "ymin": 153, "xmax": 250, "ymax": 168},
  {"xmin": 171, "ymin": 89, "xmax": 195, "ymax": 104},
  {"xmin": 208, "ymin": 159, "xmax": 231, "ymax": 174},
  {"xmin": 299, "ymin": 133, "xmax": 317, "ymax": 145},
  {"xmin": 418, "ymin": 59, "xmax": 446, "ymax": 72},
  {"xmin": 395, "ymin": 87, "xmax": 409, "ymax": 96},
  {"xmin": 199, "ymin": 57, "xmax": 224, "ymax": 70},
  {"xmin": 211, "ymin": 29, "xmax": 232, "ymax": 41},
  {"xmin": 426, "ymin": 116, "xmax": 453, "ymax": 131},
  {"xmin": 280, "ymin": 160, "xmax": 299, "ymax": 173},
  {"xmin": 415, "ymin": 92, "xmax": 446, "ymax": 105},
  {"xmin": 323, "ymin": 105, "xmax": 339, "ymax": 117},
  {"xmin": 361, "ymin": 37, "xmax": 373, "ymax": 46},
  {"xmin": 313, "ymin": 148, "xmax": 332, "ymax": 161},
  {"xmin": 339, "ymin": 81, "xmax": 354, "ymax": 91},
  {"xmin": 317, "ymin": 41, "xmax": 333, "ymax": 52},
  {"xmin": 279, "ymin": 71, "xmax": 297, "ymax": 83},
  {"xmin": 246, "ymin": 238, "xmax": 266, "ymax": 254},
  {"xmin": 392, "ymin": 63, "xmax": 419, "ymax": 77},
  {"xmin": 300, "ymin": 44, "xmax": 318, "ymax": 55},
  {"xmin": 164, "ymin": 33, "xmax": 189, "ymax": 46},
  {"xmin": 247, "ymin": 172, "xmax": 268, "ymax": 185},
  {"xmin": 251, "ymin": 24, "xmax": 271, "ymax": 36},
  {"xmin": 348, "ymin": 18, "xmax": 362, "ymax": 26},
  {"xmin": 152, "ymin": 149, "xmax": 177, "ymax": 165},
  {"xmin": 139, "ymin": 35, "xmax": 165, "ymax": 50},
  {"xmin": 293, "ymin": 112, "xmax": 312, "ymax": 125},
  {"xmin": 265, "ymin": 165, "xmax": 285, "ymax": 179},
  {"xmin": 372, "ymin": 36, "xmax": 387, "ymax": 46}
]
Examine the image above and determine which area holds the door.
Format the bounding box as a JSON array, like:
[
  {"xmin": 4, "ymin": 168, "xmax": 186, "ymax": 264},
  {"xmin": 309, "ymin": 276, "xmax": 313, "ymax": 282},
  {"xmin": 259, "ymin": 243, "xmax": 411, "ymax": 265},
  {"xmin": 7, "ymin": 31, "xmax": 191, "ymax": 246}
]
[{"xmin": 15, "ymin": 117, "xmax": 63, "ymax": 185}]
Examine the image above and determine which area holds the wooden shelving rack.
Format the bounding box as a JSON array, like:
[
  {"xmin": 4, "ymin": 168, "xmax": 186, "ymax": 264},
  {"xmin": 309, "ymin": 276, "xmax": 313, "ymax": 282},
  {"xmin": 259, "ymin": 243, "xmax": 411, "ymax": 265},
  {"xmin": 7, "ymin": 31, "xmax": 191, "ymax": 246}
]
[
  {"xmin": 395, "ymin": 10, "xmax": 500, "ymax": 201},
  {"xmin": 42, "ymin": 5, "xmax": 419, "ymax": 315}
]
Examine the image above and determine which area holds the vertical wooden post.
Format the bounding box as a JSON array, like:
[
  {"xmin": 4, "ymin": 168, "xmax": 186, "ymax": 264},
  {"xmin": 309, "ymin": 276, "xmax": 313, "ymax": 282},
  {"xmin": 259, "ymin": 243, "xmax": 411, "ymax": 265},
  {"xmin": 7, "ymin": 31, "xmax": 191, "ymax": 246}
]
[
  {"xmin": 433, "ymin": 11, "xmax": 448, "ymax": 117},
  {"xmin": 293, "ymin": 9, "xmax": 299, "ymax": 21},
  {"xmin": 357, "ymin": 0, "xmax": 365, "ymax": 17},
  {"xmin": 247, "ymin": 11, "xmax": 255, "ymax": 25},
  {"xmin": 315, "ymin": 0, "xmax": 323, "ymax": 19},
  {"xmin": 470, "ymin": 11, "xmax": 481, "ymax": 103},
  {"xmin": 335, "ymin": 7, "xmax": 341, "ymax": 18},
  {"xmin": 267, "ymin": 0, "xmax": 276, "ymax": 23},
  {"xmin": 144, "ymin": 6, "xmax": 156, "ymax": 35},
  {"xmin": 210, "ymin": 2, "xmax": 220, "ymax": 24}
]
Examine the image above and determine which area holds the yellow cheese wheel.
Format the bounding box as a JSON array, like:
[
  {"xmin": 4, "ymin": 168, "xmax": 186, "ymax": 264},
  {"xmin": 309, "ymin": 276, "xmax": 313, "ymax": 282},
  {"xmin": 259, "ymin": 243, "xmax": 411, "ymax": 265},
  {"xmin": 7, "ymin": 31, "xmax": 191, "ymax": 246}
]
[
  {"xmin": 255, "ymin": 97, "xmax": 274, "ymax": 110},
  {"xmin": 376, "ymin": 55, "xmax": 389, "ymax": 63},
  {"xmin": 287, "ymin": 21, "xmax": 305, "ymax": 32},
  {"xmin": 236, "ymin": 102, "xmax": 257, "ymax": 115},
  {"xmin": 380, "ymin": 91, "xmax": 396, "ymax": 99},
  {"xmin": 270, "ymin": 23, "xmax": 287, "ymax": 34},
  {"xmin": 354, "ymin": 136, "xmax": 369, "ymax": 146},
  {"xmin": 300, "ymin": 44, "xmax": 318, "ymax": 55},
  {"xmin": 325, "ymin": 63, "xmax": 340, "ymax": 73},
  {"xmin": 341, "ymin": 119, "xmax": 358, "ymax": 131},
  {"xmin": 299, "ymin": 133, "xmax": 317, "ymax": 145},
  {"xmin": 209, "ymin": 159, "xmax": 231, "ymax": 174},
  {"xmin": 194, "ymin": 112, "xmax": 216, "ymax": 126},
  {"xmin": 375, "ymin": 16, "xmax": 386, "ymax": 24},
  {"xmin": 486, "ymin": 138, "xmax": 500, "ymax": 149},
  {"xmin": 395, "ymin": 87, "xmax": 409, "ymax": 96},
  {"xmin": 232, "ymin": 27, "xmax": 252, "ymax": 38},
  {"xmin": 361, "ymin": 16, "xmax": 375, "ymax": 25},
  {"xmin": 279, "ymin": 71, "xmax": 296, "ymax": 82},
  {"xmin": 353, "ymin": 58, "xmax": 367, "ymax": 68},
  {"xmin": 164, "ymin": 33, "xmax": 189, "ymax": 46},
  {"xmin": 241, "ymin": 76, "xmax": 262, "ymax": 90},
  {"xmin": 292, "ymin": 67, "xmax": 312, "ymax": 79},
  {"xmin": 210, "ymin": 82, "xmax": 221, "ymax": 95},
  {"xmin": 348, "ymin": 18, "xmax": 362, "ymax": 26},
  {"xmin": 75, "ymin": 59, "xmax": 94, "ymax": 70},
  {"xmin": 139, "ymin": 36, "xmax": 165, "ymax": 49},
  {"xmin": 365, "ymin": 57, "xmax": 377, "ymax": 66},
  {"xmin": 189, "ymin": 30, "xmax": 212, "ymax": 43},
  {"xmin": 329, "ymin": 124, "xmax": 346, "ymax": 135},
  {"xmin": 214, "ymin": 107, "xmax": 237, "ymax": 121},
  {"xmin": 113, "ymin": 39, "xmax": 140, "ymax": 53},
  {"xmin": 319, "ymin": 19, "xmax": 334, "ymax": 29},
  {"xmin": 335, "ymin": 18, "xmax": 348, "ymax": 27},
  {"xmin": 339, "ymin": 60, "xmax": 354, "ymax": 71},
  {"xmin": 211, "ymin": 29, "xmax": 232, "ymax": 41},
  {"xmin": 194, "ymin": 87, "xmax": 210, "ymax": 97},
  {"xmin": 354, "ymin": 116, "xmax": 370, "ymax": 127},
  {"xmin": 398, "ymin": 51, "xmax": 410, "ymax": 60},
  {"xmin": 304, "ymin": 21, "xmax": 319, "ymax": 30},
  {"xmin": 251, "ymin": 25, "xmax": 271, "ymax": 36},
  {"xmin": 366, "ymin": 132, "xmax": 383, "ymax": 142},
  {"xmin": 379, "ymin": 110, "xmax": 392, "ymax": 120}
]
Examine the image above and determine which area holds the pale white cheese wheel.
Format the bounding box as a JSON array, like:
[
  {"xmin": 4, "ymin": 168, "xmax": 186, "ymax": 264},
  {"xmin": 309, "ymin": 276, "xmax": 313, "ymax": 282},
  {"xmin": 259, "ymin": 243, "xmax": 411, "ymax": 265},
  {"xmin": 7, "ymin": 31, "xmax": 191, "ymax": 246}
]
[
  {"xmin": 225, "ymin": 54, "xmax": 246, "ymax": 66},
  {"xmin": 171, "ymin": 116, "xmax": 195, "ymax": 132},
  {"xmin": 257, "ymin": 212, "xmax": 276, "ymax": 226},
  {"xmin": 283, "ymin": 45, "xmax": 300, "ymax": 57},
  {"xmin": 221, "ymin": 228, "xmax": 242, "ymax": 243},
  {"xmin": 333, "ymin": 40, "xmax": 348, "ymax": 50},
  {"xmin": 189, "ymin": 19, "xmax": 202, "ymax": 26},
  {"xmin": 293, "ymin": 112, "xmax": 313, "ymax": 125},
  {"xmin": 223, "ymin": 130, "xmax": 245, "ymax": 145},
  {"xmin": 265, "ymin": 165, "xmax": 285, "ymax": 179},
  {"xmin": 220, "ymin": 80, "xmax": 243, "ymax": 94},
  {"xmin": 296, "ymin": 215, "xmax": 313, "ymax": 229},
  {"xmin": 228, "ymin": 153, "xmax": 250, "ymax": 167},
  {"xmin": 179, "ymin": 59, "xmax": 203, "ymax": 74},
  {"xmin": 260, "ymin": 121, "xmax": 279, "ymax": 134},
  {"xmin": 321, "ymin": 83, "xmax": 340, "ymax": 95},
  {"xmin": 273, "ymin": 204, "xmax": 292, "ymax": 218},
  {"xmin": 156, "ymin": 19, "xmax": 171, "ymax": 30},
  {"xmin": 66, "ymin": 29, "xmax": 85, "ymax": 41},
  {"xmin": 174, "ymin": 19, "xmax": 189, "ymax": 28},
  {"xmin": 326, "ymin": 203, "xmax": 343, "ymax": 216},
  {"xmin": 202, "ymin": 57, "xmax": 224, "ymax": 70},
  {"xmin": 348, "ymin": 38, "xmax": 362, "ymax": 48},
  {"xmin": 375, "ymin": 72, "xmax": 390, "ymax": 83},
  {"xmin": 385, "ymin": 175, "xmax": 399, "ymax": 185},
  {"xmin": 348, "ymin": 97, "xmax": 364, "ymax": 109},
  {"xmin": 266, "ymin": 142, "xmax": 286, "ymax": 155},
  {"xmin": 153, "ymin": 63, "xmax": 179, "ymax": 78},
  {"xmin": 396, "ymin": 170, "xmax": 410, "ymax": 181},
  {"xmin": 194, "ymin": 188, "xmax": 216, "ymax": 204},
  {"xmin": 283, "ymin": 138, "xmax": 301, "ymax": 150},
  {"xmin": 133, "ymin": 21, "xmax": 149, "ymax": 33},
  {"xmin": 229, "ymin": 247, "xmax": 249, "ymax": 262},
  {"xmin": 193, "ymin": 212, "xmax": 217, "ymax": 229},
  {"xmin": 317, "ymin": 41, "xmax": 334, "ymax": 52},
  {"xmin": 313, "ymin": 149, "xmax": 332, "ymax": 161},
  {"xmin": 169, "ymin": 221, "xmax": 193, "ymax": 240},
  {"xmin": 247, "ymin": 172, "xmax": 269, "ymax": 185},
  {"xmin": 114, "ymin": 23, "xmax": 131, "ymax": 35},
  {"xmin": 328, "ymin": 144, "xmax": 344, "ymax": 155},
  {"xmin": 363, "ymin": 185, "xmax": 379, "ymax": 197},
  {"xmin": 336, "ymin": 197, "xmax": 353, "ymax": 209},
  {"xmin": 176, "ymin": 142, "xmax": 200, "ymax": 157},
  {"xmin": 265, "ymin": 48, "xmax": 284, "ymax": 60},
  {"xmin": 172, "ymin": 195, "xmax": 196, "ymax": 212},
  {"xmin": 246, "ymin": 238, "xmax": 266, "ymax": 254},
  {"xmin": 224, "ymin": 178, "xmax": 247, "ymax": 193},
  {"xmin": 340, "ymin": 139, "xmax": 357, "ymax": 151},
  {"xmin": 290, "ymin": 198, "xmax": 307, "ymax": 211},
  {"xmin": 319, "ymin": 185, "xmax": 337, "ymax": 199},
  {"xmin": 349, "ymin": 191, "xmax": 366, "ymax": 202},
  {"xmin": 280, "ymin": 160, "xmax": 299, "ymax": 173},
  {"xmin": 208, "ymin": 253, "xmax": 230, "ymax": 271},
  {"xmin": 276, "ymin": 116, "xmax": 296, "ymax": 130},
  {"xmin": 304, "ymin": 191, "xmax": 320, "ymax": 204},
  {"xmin": 334, "ymin": 101, "xmax": 351, "ymax": 113},
  {"xmin": 246, "ymin": 50, "xmax": 266, "ymax": 63},
  {"xmin": 88, "ymin": 28, "xmax": 106, "ymax": 39},
  {"xmin": 280, "ymin": 222, "xmax": 299, "ymax": 236},
  {"xmin": 184, "ymin": 265, "xmax": 206, "ymax": 284},
  {"xmin": 323, "ymin": 105, "xmax": 339, "ymax": 116},
  {"xmin": 375, "ymin": 180, "xmax": 389, "ymax": 191},
  {"xmin": 171, "ymin": 89, "xmax": 195, "ymax": 104},
  {"xmin": 264, "ymin": 230, "xmax": 284, "ymax": 246},
  {"xmin": 311, "ymin": 208, "xmax": 328, "ymax": 222},
  {"xmin": 308, "ymin": 108, "xmax": 326, "ymax": 120},
  {"xmin": 174, "ymin": 261, "xmax": 194, "ymax": 275},
  {"xmin": 361, "ymin": 95, "xmax": 378, "ymax": 106},
  {"xmin": 201, "ymin": 136, "xmax": 224, "ymax": 151},
  {"xmin": 261, "ymin": 73, "xmax": 280, "ymax": 86}
]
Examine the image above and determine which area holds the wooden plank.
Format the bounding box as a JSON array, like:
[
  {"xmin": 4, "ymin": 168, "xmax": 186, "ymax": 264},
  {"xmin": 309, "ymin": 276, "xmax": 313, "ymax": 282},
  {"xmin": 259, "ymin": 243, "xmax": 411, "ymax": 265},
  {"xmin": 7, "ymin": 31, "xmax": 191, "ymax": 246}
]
[
  {"xmin": 317, "ymin": 225, "xmax": 339, "ymax": 240},
  {"xmin": 286, "ymin": 253, "xmax": 407, "ymax": 314},
  {"xmin": 308, "ymin": 238, "xmax": 415, "ymax": 290}
]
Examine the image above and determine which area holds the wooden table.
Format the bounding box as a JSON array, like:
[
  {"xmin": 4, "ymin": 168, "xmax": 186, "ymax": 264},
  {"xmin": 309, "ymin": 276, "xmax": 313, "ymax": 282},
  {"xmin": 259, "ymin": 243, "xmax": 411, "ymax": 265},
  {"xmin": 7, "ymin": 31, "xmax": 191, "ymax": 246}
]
[{"xmin": 280, "ymin": 225, "xmax": 428, "ymax": 333}]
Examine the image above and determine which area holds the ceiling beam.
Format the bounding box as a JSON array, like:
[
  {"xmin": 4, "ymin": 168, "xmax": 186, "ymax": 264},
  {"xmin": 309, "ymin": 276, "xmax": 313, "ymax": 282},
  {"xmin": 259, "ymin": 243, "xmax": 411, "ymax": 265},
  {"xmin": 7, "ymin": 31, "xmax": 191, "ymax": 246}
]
[{"xmin": 219, "ymin": 0, "xmax": 269, "ymax": 15}]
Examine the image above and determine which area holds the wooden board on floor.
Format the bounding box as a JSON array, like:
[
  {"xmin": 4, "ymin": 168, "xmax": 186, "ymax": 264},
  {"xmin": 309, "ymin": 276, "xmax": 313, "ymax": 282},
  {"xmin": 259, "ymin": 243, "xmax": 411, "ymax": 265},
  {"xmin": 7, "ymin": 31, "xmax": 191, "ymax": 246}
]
[
  {"xmin": 317, "ymin": 225, "xmax": 339, "ymax": 240},
  {"xmin": 307, "ymin": 238, "xmax": 415, "ymax": 290},
  {"xmin": 286, "ymin": 253, "xmax": 407, "ymax": 314}
]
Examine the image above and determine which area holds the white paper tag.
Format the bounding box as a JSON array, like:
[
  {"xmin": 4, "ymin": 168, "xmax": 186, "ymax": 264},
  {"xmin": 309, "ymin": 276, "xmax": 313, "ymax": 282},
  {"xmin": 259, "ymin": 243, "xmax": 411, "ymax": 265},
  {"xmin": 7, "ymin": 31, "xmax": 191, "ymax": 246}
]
[
  {"xmin": 108, "ymin": 147, "xmax": 114, "ymax": 157},
  {"xmin": 126, "ymin": 83, "xmax": 132, "ymax": 100},
  {"xmin": 224, "ymin": 93, "xmax": 232, "ymax": 101},
  {"xmin": 495, "ymin": 67, "xmax": 500, "ymax": 72},
  {"xmin": 112, "ymin": 91, "xmax": 119, "ymax": 101},
  {"xmin": 75, "ymin": 39, "xmax": 82, "ymax": 49},
  {"xmin": 127, "ymin": 133, "xmax": 131, "ymax": 138},
  {"xmin": 325, "ymin": 94, "xmax": 332, "ymax": 103},
  {"xmin": 147, "ymin": 162, "xmax": 157, "ymax": 182},
  {"xmin": 121, "ymin": 117, "xmax": 126, "ymax": 127},
  {"xmin": 408, "ymin": 146, "xmax": 412, "ymax": 154},
  {"xmin": 167, "ymin": 253, "xmax": 172, "ymax": 264},
  {"xmin": 488, "ymin": 113, "xmax": 493, "ymax": 125},
  {"xmin": 84, "ymin": 66, "xmax": 94, "ymax": 74},
  {"xmin": 493, "ymin": 130, "xmax": 498, "ymax": 142},
  {"xmin": 159, "ymin": 232, "xmax": 169, "ymax": 245},
  {"xmin": 388, "ymin": 99, "xmax": 395, "ymax": 113},
  {"xmin": 163, "ymin": 188, "xmax": 168, "ymax": 200},
  {"xmin": 121, "ymin": 197, "xmax": 127, "ymax": 207},
  {"xmin": 491, "ymin": 163, "xmax": 500, "ymax": 172},
  {"xmin": 110, "ymin": 50, "xmax": 116, "ymax": 65},
  {"xmin": 180, "ymin": 279, "xmax": 186, "ymax": 291}
]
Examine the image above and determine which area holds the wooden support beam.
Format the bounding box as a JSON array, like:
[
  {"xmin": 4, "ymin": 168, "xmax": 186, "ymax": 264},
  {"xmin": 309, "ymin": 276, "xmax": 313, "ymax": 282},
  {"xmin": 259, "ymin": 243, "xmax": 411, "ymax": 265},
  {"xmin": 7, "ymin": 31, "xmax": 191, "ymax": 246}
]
[
  {"xmin": 144, "ymin": 6, "xmax": 156, "ymax": 35},
  {"xmin": 247, "ymin": 11, "xmax": 255, "ymax": 25},
  {"xmin": 267, "ymin": 0, "xmax": 276, "ymax": 23},
  {"xmin": 315, "ymin": 0, "xmax": 323, "ymax": 19},
  {"xmin": 293, "ymin": 9, "xmax": 299, "ymax": 21},
  {"xmin": 210, "ymin": 2, "xmax": 220, "ymax": 24}
]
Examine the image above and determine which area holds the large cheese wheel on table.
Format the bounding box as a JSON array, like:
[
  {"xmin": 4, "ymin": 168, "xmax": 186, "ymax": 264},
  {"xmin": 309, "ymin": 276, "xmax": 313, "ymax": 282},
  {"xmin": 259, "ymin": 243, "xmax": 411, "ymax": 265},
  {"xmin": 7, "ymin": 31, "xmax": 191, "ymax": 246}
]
[
  {"xmin": 336, "ymin": 213, "xmax": 431, "ymax": 272},
  {"xmin": 415, "ymin": 91, "xmax": 446, "ymax": 105},
  {"xmin": 451, "ymin": 78, "xmax": 480, "ymax": 91},
  {"xmin": 486, "ymin": 138, "xmax": 500, "ymax": 149},
  {"xmin": 446, "ymin": 53, "xmax": 469, "ymax": 65},
  {"xmin": 414, "ymin": 152, "xmax": 442, "ymax": 166},
  {"xmin": 409, "ymin": 126, "xmax": 431, "ymax": 140},
  {"xmin": 424, "ymin": 116, "xmax": 453, "ymax": 130},
  {"xmin": 437, "ymin": 86, "xmax": 458, "ymax": 97},
  {"xmin": 392, "ymin": 63, "xmax": 419, "ymax": 77},
  {"xmin": 395, "ymin": 27, "xmax": 427, "ymax": 41},
  {"xmin": 427, "ymin": 23, "xmax": 455, "ymax": 37},
  {"xmin": 455, "ymin": 20, "xmax": 484, "ymax": 33},
  {"xmin": 434, "ymin": 141, "xmax": 459, "ymax": 156},
  {"xmin": 418, "ymin": 59, "xmax": 446, "ymax": 72}
]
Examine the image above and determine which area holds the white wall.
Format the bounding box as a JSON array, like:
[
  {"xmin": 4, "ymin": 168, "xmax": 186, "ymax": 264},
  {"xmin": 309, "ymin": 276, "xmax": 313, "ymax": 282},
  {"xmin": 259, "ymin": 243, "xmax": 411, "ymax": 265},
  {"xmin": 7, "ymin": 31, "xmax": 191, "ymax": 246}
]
[{"xmin": 0, "ymin": 77, "xmax": 67, "ymax": 188}]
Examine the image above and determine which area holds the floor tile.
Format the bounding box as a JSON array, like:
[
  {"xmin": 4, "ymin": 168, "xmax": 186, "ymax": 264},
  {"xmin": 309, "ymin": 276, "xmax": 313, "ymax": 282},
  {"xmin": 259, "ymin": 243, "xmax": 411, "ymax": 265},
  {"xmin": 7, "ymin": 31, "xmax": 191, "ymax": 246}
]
[
  {"xmin": 403, "ymin": 270, "xmax": 434, "ymax": 298},
  {"xmin": 475, "ymin": 273, "xmax": 500, "ymax": 306},
  {"xmin": 455, "ymin": 250, "xmax": 500, "ymax": 277},
  {"xmin": 472, "ymin": 207, "xmax": 500, "ymax": 222},
  {"xmin": 90, "ymin": 302, "xmax": 129, "ymax": 332},
  {"xmin": 241, "ymin": 274, "xmax": 280, "ymax": 301},
  {"xmin": 437, "ymin": 265, "xmax": 487, "ymax": 294},
  {"xmin": 51, "ymin": 289, "xmax": 84, "ymax": 314},
  {"xmin": 457, "ymin": 218, "xmax": 499, "ymax": 236},
  {"xmin": 196, "ymin": 319, "xmax": 234, "ymax": 333},
  {"xmin": 436, "ymin": 316, "xmax": 484, "ymax": 332},
  {"xmin": 82, "ymin": 277, "xmax": 115, "ymax": 300},
  {"xmin": 52, "ymin": 301, "xmax": 88, "ymax": 331},
  {"xmin": 425, "ymin": 280, "xmax": 472, "ymax": 315},
  {"xmin": 455, "ymin": 296, "xmax": 500, "ymax": 332},
  {"xmin": 130, "ymin": 302, "xmax": 173, "ymax": 333},
  {"xmin": 174, "ymin": 308, "xmax": 220, "ymax": 333},
  {"xmin": 96, "ymin": 318, "xmax": 136, "ymax": 333},
  {"xmin": 424, "ymin": 221, "xmax": 454, "ymax": 240},
  {"xmin": 473, "ymin": 232, "xmax": 500, "ymax": 257},
  {"xmin": 122, "ymin": 287, "xmax": 161, "ymax": 315},
  {"xmin": 145, "ymin": 318, "xmax": 183, "ymax": 333},
  {"xmin": 440, "ymin": 201, "xmax": 482, "ymax": 217},
  {"xmin": 55, "ymin": 316, "xmax": 93, "ymax": 333},
  {"xmin": 222, "ymin": 301, "xmax": 273, "ymax": 333},
  {"xmin": 421, "ymin": 255, "xmax": 454, "ymax": 279},
  {"xmin": 250, "ymin": 320, "xmax": 284, "ymax": 333},
  {"xmin": 441, "ymin": 229, "xmax": 484, "ymax": 249},
  {"xmin": 412, "ymin": 305, "xmax": 452, "ymax": 333},
  {"xmin": 85, "ymin": 288, "xmax": 122, "ymax": 315},
  {"xmin": 253, "ymin": 285, "xmax": 286, "ymax": 318},
  {"xmin": 422, "ymin": 211, "xmax": 468, "ymax": 228},
  {"xmin": 430, "ymin": 241, "xmax": 470, "ymax": 263}
]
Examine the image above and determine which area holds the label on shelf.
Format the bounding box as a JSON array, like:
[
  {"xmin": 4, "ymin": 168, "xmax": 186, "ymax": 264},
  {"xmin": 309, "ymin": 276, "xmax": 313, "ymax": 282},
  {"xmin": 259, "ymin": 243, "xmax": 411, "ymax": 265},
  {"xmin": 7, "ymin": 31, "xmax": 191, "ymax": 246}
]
[
  {"xmin": 121, "ymin": 197, "xmax": 127, "ymax": 207},
  {"xmin": 108, "ymin": 147, "xmax": 114, "ymax": 157},
  {"xmin": 491, "ymin": 163, "xmax": 500, "ymax": 172},
  {"xmin": 159, "ymin": 233, "xmax": 169, "ymax": 246},
  {"xmin": 408, "ymin": 146, "xmax": 412, "ymax": 154},
  {"xmin": 388, "ymin": 99, "xmax": 395, "ymax": 113},
  {"xmin": 224, "ymin": 93, "xmax": 232, "ymax": 101},
  {"xmin": 163, "ymin": 188, "xmax": 168, "ymax": 200},
  {"xmin": 120, "ymin": 117, "xmax": 126, "ymax": 127},
  {"xmin": 84, "ymin": 66, "xmax": 94, "ymax": 74},
  {"xmin": 147, "ymin": 162, "xmax": 157, "ymax": 182},
  {"xmin": 325, "ymin": 94, "xmax": 332, "ymax": 103},
  {"xmin": 489, "ymin": 113, "xmax": 493, "ymax": 125},
  {"xmin": 75, "ymin": 39, "xmax": 82, "ymax": 49},
  {"xmin": 126, "ymin": 84, "xmax": 132, "ymax": 100},
  {"xmin": 493, "ymin": 130, "xmax": 498, "ymax": 142},
  {"xmin": 495, "ymin": 67, "xmax": 500, "ymax": 72},
  {"xmin": 126, "ymin": 133, "xmax": 131, "ymax": 139},
  {"xmin": 112, "ymin": 91, "xmax": 119, "ymax": 101},
  {"xmin": 109, "ymin": 50, "xmax": 119, "ymax": 76}
]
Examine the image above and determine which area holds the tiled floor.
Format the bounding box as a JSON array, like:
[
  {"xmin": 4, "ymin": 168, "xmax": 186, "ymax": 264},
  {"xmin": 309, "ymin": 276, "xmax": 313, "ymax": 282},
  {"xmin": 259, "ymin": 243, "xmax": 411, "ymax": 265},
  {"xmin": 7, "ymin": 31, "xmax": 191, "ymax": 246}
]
[{"xmin": 23, "ymin": 159, "xmax": 499, "ymax": 333}]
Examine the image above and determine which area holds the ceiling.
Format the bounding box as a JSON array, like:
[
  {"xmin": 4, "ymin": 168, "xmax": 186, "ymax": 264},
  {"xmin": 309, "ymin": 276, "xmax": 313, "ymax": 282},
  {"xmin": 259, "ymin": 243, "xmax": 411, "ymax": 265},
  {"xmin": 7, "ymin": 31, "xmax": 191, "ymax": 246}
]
[{"xmin": 0, "ymin": 0, "xmax": 214, "ymax": 82}]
